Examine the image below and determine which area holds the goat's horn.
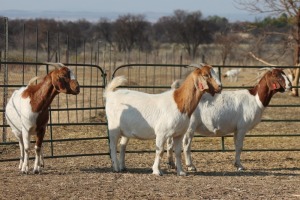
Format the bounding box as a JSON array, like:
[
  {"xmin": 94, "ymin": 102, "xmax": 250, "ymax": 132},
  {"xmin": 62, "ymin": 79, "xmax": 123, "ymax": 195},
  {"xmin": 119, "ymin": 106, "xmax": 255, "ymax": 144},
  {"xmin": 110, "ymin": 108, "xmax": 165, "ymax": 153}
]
[
  {"xmin": 43, "ymin": 62, "xmax": 65, "ymax": 69},
  {"xmin": 188, "ymin": 63, "xmax": 201, "ymax": 69},
  {"xmin": 28, "ymin": 76, "xmax": 40, "ymax": 85}
]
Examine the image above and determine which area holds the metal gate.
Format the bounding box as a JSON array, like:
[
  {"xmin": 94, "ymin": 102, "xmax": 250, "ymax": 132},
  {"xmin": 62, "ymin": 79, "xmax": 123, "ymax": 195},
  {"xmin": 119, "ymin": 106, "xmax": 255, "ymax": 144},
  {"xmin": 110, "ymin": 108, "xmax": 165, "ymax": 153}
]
[{"xmin": 0, "ymin": 61, "xmax": 108, "ymax": 162}]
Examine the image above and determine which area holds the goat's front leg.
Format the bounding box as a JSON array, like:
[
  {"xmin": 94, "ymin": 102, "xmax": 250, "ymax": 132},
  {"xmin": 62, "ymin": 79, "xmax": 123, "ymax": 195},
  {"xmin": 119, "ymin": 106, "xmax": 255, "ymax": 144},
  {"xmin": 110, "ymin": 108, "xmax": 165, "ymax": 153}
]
[
  {"xmin": 166, "ymin": 137, "xmax": 175, "ymax": 169},
  {"xmin": 183, "ymin": 128, "xmax": 196, "ymax": 172},
  {"xmin": 233, "ymin": 131, "xmax": 246, "ymax": 171},
  {"xmin": 119, "ymin": 136, "xmax": 129, "ymax": 171},
  {"xmin": 173, "ymin": 135, "xmax": 186, "ymax": 176},
  {"xmin": 33, "ymin": 127, "xmax": 45, "ymax": 174},
  {"xmin": 152, "ymin": 135, "xmax": 165, "ymax": 176},
  {"xmin": 21, "ymin": 129, "xmax": 30, "ymax": 174}
]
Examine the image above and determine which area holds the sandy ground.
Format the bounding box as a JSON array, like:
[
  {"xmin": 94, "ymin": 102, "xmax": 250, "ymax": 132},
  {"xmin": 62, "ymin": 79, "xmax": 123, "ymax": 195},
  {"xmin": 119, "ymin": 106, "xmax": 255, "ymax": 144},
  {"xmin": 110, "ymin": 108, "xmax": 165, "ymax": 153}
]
[{"xmin": 1, "ymin": 151, "xmax": 300, "ymax": 199}]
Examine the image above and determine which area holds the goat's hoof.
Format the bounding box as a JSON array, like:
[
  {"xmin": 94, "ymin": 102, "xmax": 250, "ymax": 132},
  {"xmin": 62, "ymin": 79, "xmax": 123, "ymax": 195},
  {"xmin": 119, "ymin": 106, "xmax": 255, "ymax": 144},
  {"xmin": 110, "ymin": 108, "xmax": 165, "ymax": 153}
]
[
  {"xmin": 167, "ymin": 162, "xmax": 176, "ymax": 169},
  {"xmin": 21, "ymin": 170, "xmax": 29, "ymax": 175},
  {"xmin": 237, "ymin": 167, "xmax": 245, "ymax": 171},
  {"xmin": 33, "ymin": 168, "xmax": 42, "ymax": 174},
  {"xmin": 120, "ymin": 167, "xmax": 127, "ymax": 172},
  {"xmin": 178, "ymin": 171, "xmax": 187, "ymax": 176},
  {"xmin": 153, "ymin": 170, "xmax": 163, "ymax": 176},
  {"xmin": 187, "ymin": 165, "xmax": 197, "ymax": 172}
]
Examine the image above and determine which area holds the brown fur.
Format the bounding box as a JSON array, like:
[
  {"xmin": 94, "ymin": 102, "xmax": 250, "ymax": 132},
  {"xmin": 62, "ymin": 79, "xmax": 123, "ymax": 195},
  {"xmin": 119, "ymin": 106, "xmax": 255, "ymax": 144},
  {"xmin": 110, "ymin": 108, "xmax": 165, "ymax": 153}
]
[
  {"xmin": 173, "ymin": 65, "xmax": 221, "ymax": 117},
  {"xmin": 21, "ymin": 66, "xmax": 80, "ymax": 148},
  {"xmin": 249, "ymin": 69, "xmax": 290, "ymax": 107}
]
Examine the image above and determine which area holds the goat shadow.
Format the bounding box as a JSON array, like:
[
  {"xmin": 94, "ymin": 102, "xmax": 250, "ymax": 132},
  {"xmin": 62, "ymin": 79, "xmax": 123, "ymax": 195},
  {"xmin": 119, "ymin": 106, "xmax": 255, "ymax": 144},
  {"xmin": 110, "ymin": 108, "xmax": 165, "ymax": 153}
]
[{"xmin": 80, "ymin": 166, "xmax": 300, "ymax": 177}]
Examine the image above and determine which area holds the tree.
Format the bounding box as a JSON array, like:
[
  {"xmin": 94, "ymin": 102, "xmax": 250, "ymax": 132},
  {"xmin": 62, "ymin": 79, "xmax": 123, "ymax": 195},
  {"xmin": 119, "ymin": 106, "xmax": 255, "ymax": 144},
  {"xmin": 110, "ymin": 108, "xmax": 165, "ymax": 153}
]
[
  {"xmin": 158, "ymin": 10, "xmax": 218, "ymax": 61},
  {"xmin": 235, "ymin": 0, "xmax": 300, "ymax": 96},
  {"xmin": 113, "ymin": 14, "xmax": 151, "ymax": 53}
]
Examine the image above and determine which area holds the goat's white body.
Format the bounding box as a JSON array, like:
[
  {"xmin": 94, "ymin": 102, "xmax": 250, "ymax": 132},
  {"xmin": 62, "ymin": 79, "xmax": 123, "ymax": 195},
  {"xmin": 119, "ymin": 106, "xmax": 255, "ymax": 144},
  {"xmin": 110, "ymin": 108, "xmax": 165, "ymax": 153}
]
[
  {"xmin": 106, "ymin": 90, "xmax": 189, "ymax": 139},
  {"xmin": 224, "ymin": 69, "xmax": 240, "ymax": 82},
  {"xmin": 5, "ymin": 87, "xmax": 43, "ymax": 173},
  {"xmin": 168, "ymin": 90, "xmax": 264, "ymax": 171},
  {"xmin": 193, "ymin": 90, "xmax": 263, "ymax": 137},
  {"xmin": 105, "ymin": 77, "xmax": 191, "ymax": 176}
]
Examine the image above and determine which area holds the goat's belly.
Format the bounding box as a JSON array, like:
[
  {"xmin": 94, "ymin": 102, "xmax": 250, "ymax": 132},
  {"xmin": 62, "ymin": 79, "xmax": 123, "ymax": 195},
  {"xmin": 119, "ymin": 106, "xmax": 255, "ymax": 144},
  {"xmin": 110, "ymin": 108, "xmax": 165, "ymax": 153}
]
[
  {"xmin": 197, "ymin": 124, "xmax": 235, "ymax": 137},
  {"xmin": 121, "ymin": 123, "xmax": 156, "ymax": 140}
]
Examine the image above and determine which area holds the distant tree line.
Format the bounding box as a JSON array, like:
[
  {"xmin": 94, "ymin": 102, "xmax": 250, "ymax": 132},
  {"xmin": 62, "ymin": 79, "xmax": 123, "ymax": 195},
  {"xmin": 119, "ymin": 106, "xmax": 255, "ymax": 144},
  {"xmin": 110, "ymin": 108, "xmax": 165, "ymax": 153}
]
[{"xmin": 0, "ymin": 9, "xmax": 292, "ymax": 63}]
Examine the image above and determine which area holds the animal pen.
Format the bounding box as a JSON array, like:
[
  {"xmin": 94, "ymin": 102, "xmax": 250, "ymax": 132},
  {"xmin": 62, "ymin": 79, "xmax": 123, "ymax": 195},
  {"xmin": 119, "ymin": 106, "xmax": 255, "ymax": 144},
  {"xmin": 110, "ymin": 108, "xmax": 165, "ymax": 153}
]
[
  {"xmin": 0, "ymin": 16, "xmax": 300, "ymax": 163},
  {"xmin": 0, "ymin": 61, "xmax": 300, "ymax": 163}
]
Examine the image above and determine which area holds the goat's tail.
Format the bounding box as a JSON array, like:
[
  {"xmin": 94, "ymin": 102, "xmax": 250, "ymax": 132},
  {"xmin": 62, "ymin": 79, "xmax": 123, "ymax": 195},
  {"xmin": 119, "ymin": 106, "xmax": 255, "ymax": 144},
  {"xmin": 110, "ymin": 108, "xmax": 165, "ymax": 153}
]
[{"xmin": 104, "ymin": 76, "xmax": 127, "ymax": 97}]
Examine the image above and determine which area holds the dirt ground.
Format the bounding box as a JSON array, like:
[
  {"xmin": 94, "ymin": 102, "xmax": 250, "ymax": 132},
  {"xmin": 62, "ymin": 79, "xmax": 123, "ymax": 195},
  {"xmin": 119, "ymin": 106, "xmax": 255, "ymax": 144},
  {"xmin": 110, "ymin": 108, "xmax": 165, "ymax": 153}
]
[
  {"xmin": 1, "ymin": 150, "xmax": 300, "ymax": 199},
  {"xmin": 1, "ymin": 68, "xmax": 300, "ymax": 199}
]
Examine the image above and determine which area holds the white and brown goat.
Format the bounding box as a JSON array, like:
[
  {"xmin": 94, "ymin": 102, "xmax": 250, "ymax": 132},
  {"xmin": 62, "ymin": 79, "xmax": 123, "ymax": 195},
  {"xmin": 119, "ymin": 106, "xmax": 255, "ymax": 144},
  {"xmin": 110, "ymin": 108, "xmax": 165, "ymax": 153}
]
[
  {"xmin": 105, "ymin": 64, "xmax": 222, "ymax": 176},
  {"xmin": 167, "ymin": 68, "xmax": 292, "ymax": 171},
  {"xmin": 5, "ymin": 63, "xmax": 80, "ymax": 174}
]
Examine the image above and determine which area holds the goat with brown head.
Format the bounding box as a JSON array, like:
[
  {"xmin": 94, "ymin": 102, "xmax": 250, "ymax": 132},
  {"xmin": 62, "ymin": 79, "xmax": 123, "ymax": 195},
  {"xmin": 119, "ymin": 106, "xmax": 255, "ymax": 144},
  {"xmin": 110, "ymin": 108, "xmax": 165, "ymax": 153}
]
[{"xmin": 5, "ymin": 62, "xmax": 80, "ymax": 174}]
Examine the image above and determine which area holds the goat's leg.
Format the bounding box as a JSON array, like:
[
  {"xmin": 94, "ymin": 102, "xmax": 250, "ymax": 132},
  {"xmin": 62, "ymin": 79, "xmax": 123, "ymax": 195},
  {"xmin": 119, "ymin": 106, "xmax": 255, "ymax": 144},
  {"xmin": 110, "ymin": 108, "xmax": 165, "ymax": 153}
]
[
  {"xmin": 173, "ymin": 135, "xmax": 186, "ymax": 176},
  {"xmin": 109, "ymin": 130, "xmax": 120, "ymax": 172},
  {"xmin": 21, "ymin": 129, "xmax": 30, "ymax": 174},
  {"xmin": 166, "ymin": 137, "xmax": 175, "ymax": 169},
  {"xmin": 13, "ymin": 131, "xmax": 24, "ymax": 171},
  {"xmin": 152, "ymin": 135, "xmax": 165, "ymax": 176},
  {"xmin": 183, "ymin": 129, "xmax": 196, "ymax": 171},
  {"xmin": 33, "ymin": 128, "xmax": 45, "ymax": 174},
  {"xmin": 233, "ymin": 131, "xmax": 246, "ymax": 171},
  {"xmin": 119, "ymin": 136, "xmax": 129, "ymax": 171}
]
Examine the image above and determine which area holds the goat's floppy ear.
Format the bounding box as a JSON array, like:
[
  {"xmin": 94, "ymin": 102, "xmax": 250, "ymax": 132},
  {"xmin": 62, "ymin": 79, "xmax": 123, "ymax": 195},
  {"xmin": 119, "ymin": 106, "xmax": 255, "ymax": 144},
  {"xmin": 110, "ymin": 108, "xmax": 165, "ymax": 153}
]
[
  {"xmin": 266, "ymin": 73, "xmax": 281, "ymax": 90},
  {"xmin": 198, "ymin": 76, "xmax": 209, "ymax": 91},
  {"xmin": 51, "ymin": 72, "xmax": 67, "ymax": 92}
]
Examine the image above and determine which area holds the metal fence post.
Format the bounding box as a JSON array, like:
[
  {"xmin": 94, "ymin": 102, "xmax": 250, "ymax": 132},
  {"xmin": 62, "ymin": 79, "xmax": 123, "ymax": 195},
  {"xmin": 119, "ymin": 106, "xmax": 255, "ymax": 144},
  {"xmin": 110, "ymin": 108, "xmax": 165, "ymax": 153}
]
[{"xmin": 2, "ymin": 17, "xmax": 8, "ymax": 142}]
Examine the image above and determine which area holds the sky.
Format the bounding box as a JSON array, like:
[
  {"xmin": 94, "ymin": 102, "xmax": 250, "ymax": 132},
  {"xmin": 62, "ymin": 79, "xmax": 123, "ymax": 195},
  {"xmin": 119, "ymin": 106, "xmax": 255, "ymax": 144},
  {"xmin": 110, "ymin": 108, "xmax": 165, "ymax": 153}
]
[{"xmin": 0, "ymin": 0, "xmax": 268, "ymax": 22}]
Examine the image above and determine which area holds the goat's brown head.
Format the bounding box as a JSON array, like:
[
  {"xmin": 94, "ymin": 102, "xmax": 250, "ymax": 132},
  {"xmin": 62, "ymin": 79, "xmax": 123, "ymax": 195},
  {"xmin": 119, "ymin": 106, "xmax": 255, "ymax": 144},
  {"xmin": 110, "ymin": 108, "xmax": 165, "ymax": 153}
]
[
  {"xmin": 264, "ymin": 68, "xmax": 291, "ymax": 93},
  {"xmin": 191, "ymin": 64, "xmax": 222, "ymax": 96},
  {"xmin": 51, "ymin": 66, "xmax": 80, "ymax": 95}
]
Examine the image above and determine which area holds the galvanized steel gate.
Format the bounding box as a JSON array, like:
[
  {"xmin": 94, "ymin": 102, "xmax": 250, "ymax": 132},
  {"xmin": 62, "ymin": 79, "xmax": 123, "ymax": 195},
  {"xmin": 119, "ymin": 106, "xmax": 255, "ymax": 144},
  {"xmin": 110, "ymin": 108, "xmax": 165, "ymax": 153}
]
[{"xmin": 1, "ymin": 62, "xmax": 300, "ymax": 163}]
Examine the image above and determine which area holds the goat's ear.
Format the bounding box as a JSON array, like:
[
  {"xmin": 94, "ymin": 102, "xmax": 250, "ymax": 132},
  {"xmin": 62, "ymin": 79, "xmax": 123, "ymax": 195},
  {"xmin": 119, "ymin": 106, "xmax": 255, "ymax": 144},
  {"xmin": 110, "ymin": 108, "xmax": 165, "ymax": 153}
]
[
  {"xmin": 198, "ymin": 76, "xmax": 209, "ymax": 91},
  {"xmin": 267, "ymin": 74, "xmax": 281, "ymax": 90},
  {"xmin": 52, "ymin": 72, "xmax": 67, "ymax": 92}
]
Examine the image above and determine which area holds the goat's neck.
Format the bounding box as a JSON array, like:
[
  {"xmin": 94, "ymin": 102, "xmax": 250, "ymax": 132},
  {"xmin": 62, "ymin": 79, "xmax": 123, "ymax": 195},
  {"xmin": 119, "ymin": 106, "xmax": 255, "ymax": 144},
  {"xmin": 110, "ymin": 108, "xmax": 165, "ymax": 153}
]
[
  {"xmin": 23, "ymin": 76, "xmax": 59, "ymax": 112},
  {"xmin": 249, "ymin": 77, "xmax": 276, "ymax": 107},
  {"xmin": 173, "ymin": 78, "xmax": 204, "ymax": 117}
]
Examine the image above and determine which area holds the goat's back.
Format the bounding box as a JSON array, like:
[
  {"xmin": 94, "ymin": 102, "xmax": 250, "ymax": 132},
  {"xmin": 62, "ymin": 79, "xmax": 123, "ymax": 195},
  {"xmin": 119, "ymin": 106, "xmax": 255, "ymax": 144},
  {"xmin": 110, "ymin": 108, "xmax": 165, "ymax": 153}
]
[
  {"xmin": 105, "ymin": 89, "xmax": 189, "ymax": 139},
  {"xmin": 5, "ymin": 87, "xmax": 40, "ymax": 136}
]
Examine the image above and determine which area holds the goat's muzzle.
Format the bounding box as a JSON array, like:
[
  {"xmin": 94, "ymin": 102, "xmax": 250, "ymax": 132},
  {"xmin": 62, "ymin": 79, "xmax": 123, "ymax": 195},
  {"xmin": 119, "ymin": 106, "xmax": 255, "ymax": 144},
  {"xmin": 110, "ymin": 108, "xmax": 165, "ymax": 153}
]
[{"xmin": 69, "ymin": 80, "xmax": 80, "ymax": 95}]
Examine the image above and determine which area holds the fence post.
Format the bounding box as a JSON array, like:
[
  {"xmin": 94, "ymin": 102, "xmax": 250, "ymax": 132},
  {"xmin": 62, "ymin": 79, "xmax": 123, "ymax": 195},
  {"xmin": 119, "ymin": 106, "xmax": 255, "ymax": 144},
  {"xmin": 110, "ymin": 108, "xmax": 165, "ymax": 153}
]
[{"xmin": 2, "ymin": 17, "xmax": 8, "ymax": 142}]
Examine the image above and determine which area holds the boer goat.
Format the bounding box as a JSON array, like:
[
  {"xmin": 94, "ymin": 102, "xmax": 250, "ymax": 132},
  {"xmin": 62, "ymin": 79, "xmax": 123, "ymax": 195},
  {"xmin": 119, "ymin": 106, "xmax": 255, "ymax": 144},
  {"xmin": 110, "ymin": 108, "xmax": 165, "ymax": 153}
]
[
  {"xmin": 223, "ymin": 68, "xmax": 241, "ymax": 82},
  {"xmin": 167, "ymin": 68, "xmax": 291, "ymax": 171},
  {"xmin": 5, "ymin": 63, "xmax": 80, "ymax": 174},
  {"xmin": 105, "ymin": 64, "xmax": 222, "ymax": 176}
]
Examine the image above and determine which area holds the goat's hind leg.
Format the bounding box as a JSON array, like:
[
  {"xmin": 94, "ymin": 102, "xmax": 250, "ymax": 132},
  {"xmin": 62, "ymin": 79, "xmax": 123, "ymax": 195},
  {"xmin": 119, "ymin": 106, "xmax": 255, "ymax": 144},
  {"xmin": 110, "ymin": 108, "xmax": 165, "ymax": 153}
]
[
  {"xmin": 119, "ymin": 136, "xmax": 129, "ymax": 171},
  {"xmin": 109, "ymin": 129, "xmax": 121, "ymax": 172},
  {"xmin": 21, "ymin": 129, "xmax": 30, "ymax": 174},
  {"xmin": 166, "ymin": 137, "xmax": 176, "ymax": 169},
  {"xmin": 15, "ymin": 132, "xmax": 24, "ymax": 171}
]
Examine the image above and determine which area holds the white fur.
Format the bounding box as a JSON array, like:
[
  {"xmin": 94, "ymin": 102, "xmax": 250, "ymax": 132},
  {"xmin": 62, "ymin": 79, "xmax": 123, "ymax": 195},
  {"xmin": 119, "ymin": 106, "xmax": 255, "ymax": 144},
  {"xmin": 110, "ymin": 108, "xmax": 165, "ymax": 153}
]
[
  {"xmin": 5, "ymin": 87, "xmax": 42, "ymax": 174},
  {"xmin": 167, "ymin": 71, "xmax": 291, "ymax": 171},
  {"xmin": 105, "ymin": 77, "xmax": 190, "ymax": 176},
  {"xmin": 224, "ymin": 69, "xmax": 241, "ymax": 82}
]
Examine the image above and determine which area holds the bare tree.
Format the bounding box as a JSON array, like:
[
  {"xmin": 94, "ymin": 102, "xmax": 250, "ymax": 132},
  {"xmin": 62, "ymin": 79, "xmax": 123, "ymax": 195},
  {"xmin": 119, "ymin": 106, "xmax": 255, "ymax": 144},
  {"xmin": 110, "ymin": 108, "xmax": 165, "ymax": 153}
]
[
  {"xmin": 113, "ymin": 14, "xmax": 151, "ymax": 62},
  {"xmin": 235, "ymin": 0, "xmax": 300, "ymax": 96},
  {"xmin": 157, "ymin": 10, "xmax": 217, "ymax": 61}
]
